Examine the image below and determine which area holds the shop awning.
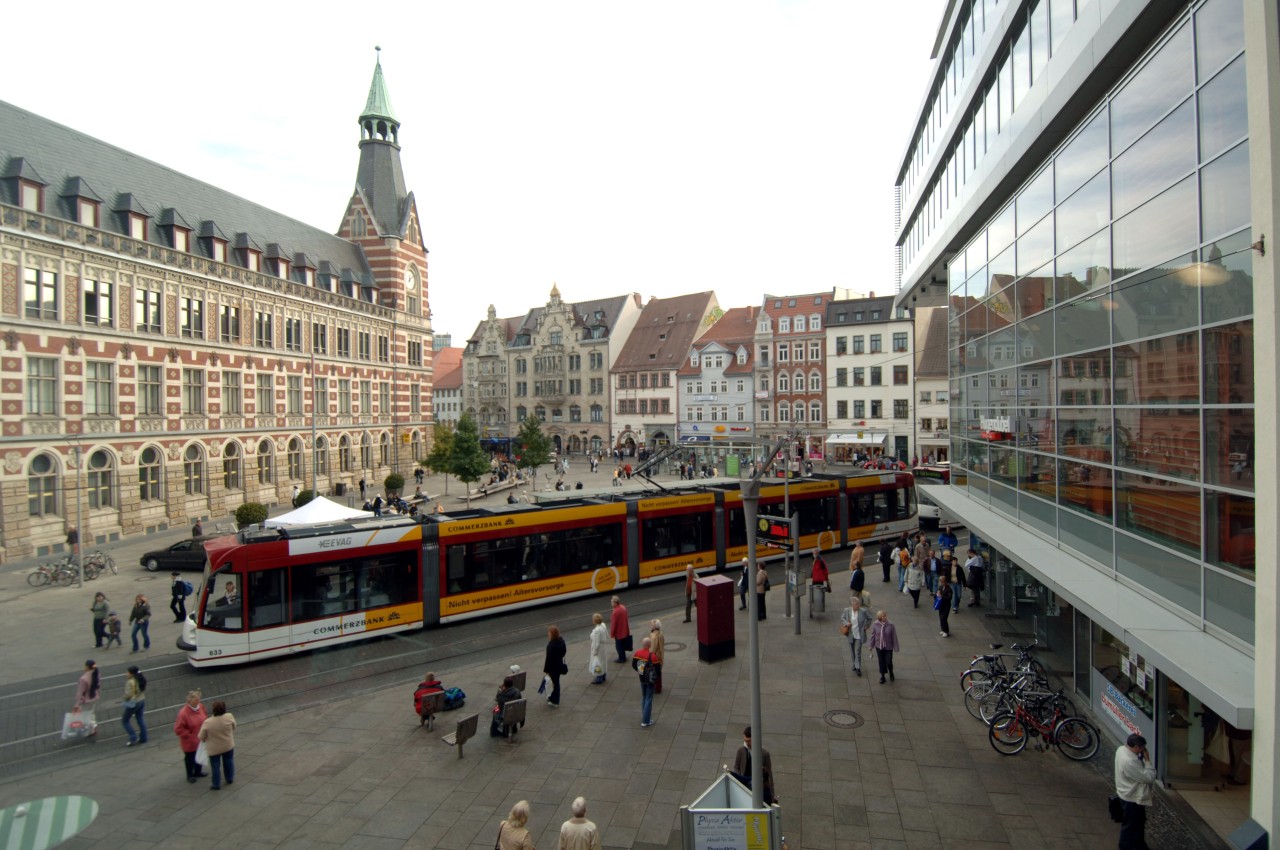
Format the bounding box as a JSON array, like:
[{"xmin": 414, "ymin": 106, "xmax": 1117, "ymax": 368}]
[{"xmin": 825, "ymin": 433, "xmax": 887, "ymax": 445}]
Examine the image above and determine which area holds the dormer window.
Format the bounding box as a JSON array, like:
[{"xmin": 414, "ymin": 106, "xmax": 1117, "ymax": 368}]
[
  {"xmin": 173, "ymin": 228, "xmax": 190, "ymax": 252},
  {"xmin": 19, "ymin": 180, "xmax": 42, "ymax": 212},
  {"xmin": 127, "ymin": 213, "xmax": 147, "ymax": 241},
  {"xmin": 245, "ymin": 250, "xmax": 260, "ymax": 272},
  {"xmin": 272, "ymin": 257, "xmax": 289, "ymax": 279},
  {"xmin": 304, "ymin": 268, "xmax": 316, "ymax": 287},
  {"xmin": 758, "ymin": 318, "xmax": 771, "ymax": 332},
  {"xmin": 77, "ymin": 198, "xmax": 99, "ymax": 227},
  {"xmin": 690, "ymin": 354, "xmax": 699, "ymax": 367},
  {"xmin": 211, "ymin": 240, "xmax": 227, "ymax": 262}
]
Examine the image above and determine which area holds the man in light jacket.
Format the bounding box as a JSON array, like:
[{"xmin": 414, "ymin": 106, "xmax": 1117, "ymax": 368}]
[{"xmin": 1114, "ymin": 733, "xmax": 1156, "ymax": 850}]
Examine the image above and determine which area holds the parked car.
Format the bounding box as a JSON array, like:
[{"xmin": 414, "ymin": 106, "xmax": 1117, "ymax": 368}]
[{"xmin": 139, "ymin": 539, "xmax": 208, "ymax": 572}]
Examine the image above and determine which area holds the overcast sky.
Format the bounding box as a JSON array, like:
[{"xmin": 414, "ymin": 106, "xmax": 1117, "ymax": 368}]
[{"xmin": 4, "ymin": 1, "xmax": 943, "ymax": 340}]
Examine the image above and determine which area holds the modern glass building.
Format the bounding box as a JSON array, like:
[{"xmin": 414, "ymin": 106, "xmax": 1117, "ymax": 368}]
[{"xmin": 893, "ymin": 0, "xmax": 1280, "ymax": 839}]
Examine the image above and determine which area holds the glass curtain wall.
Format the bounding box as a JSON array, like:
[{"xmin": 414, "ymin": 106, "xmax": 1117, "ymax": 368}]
[{"xmin": 947, "ymin": 0, "xmax": 1253, "ymax": 643}]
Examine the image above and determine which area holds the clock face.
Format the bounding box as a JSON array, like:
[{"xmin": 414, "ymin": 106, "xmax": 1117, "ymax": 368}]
[
  {"xmin": 403, "ymin": 268, "xmax": 416, "ymax": 291},
  {"xmin": 758, "ymin": 517, "xmax": 770, "ymax": 532}
]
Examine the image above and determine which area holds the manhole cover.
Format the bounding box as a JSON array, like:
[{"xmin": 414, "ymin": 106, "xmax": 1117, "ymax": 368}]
[
  {"xmin": 665, "ymin": 641, "xmax": 687, "ymax": 652},
  {"xmin": 824, "ymin": 709, "xmax": 864, "ymax": 730}
]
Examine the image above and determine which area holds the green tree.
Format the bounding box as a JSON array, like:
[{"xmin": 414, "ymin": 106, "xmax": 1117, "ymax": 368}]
[
  {"xmin": 424, "ymin": 422, "xmax": 455, "ymax": 495},
  {"xmin": 514, "ymin": 414, "xmax": 554, "ymax": 482},
  {"xmin": 384, "ymin": 473, "xmax": 405, "ymax": 498},
  {"xmin": 449, "ymin": 414, "xmax": 491, "ymax": 508}
]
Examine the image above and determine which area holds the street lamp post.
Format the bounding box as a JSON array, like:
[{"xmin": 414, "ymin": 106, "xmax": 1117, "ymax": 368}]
[{"xmin": 70, "ymin": 438, "xmax": 84, "ymax": 588}]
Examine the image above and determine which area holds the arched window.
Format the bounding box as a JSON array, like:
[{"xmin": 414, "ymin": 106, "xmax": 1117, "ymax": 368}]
[
  {"xmin": 184, "ymin": 444, "xmax": 206, "ymax": 495},
  {"xmin": 361, "ymin": 433, "xmax": 373, "ymax": 470},
  {"xmin": 569, "ymin": 405, "xmax": 581, "ymax": 422},
  {"xmin": 379, "ymin": 433, "xmax": 390, "ymax": 466},
  {"xmin": 87, "ymin": 449, "xmax": 114, "ymax": 509},
  {"xmin": 590, "ymin": 405, "xmax": 603, "ymax": 423},
  {"xmin": 516, "ymin": 406, "xmax": 527, "ymax": 421},
  {"xmin": 793, "ymin": 402, "xmax": 806, "ymax": 422},
  {"xmin": 809, "ymin": 371, "xmax": 822, "ymax": 392},
  {"xmin": 339, "ymin": 435, "xmax": 353, "ymax": 473},
  {"xmin": 535, "ymin": 406, "xmax": 546, "ymax": 422},
  {"xmin": 778, "ymin": 374, "xmax": 790, "ymax": 393},
  {"xmin": 287, "ymin": 437, "xmax": 304, "ymax": 480},
  {"xmin": 223, "ymin": 442, "xmax": 242, "ymax": 491},
  {"xmin": 28, "ymin": 452, "xmax": 58, "ymax": 517},
  {"xmin": 810, "ymin": 401, "xmax": 822, "ymax": 423},
  {"xmin": 139, "ymin": 446, "xmax": 163, "ymax": 502},
  {"xmin": 316, "ymin": 436, "xmax": 330, "ymax": 476},
  {"xmin": 778, "ymin": 404, "xmax": 790, "ymax": 422},
  {"xmin": 257, "ymin": 439, "xmax": 274, "ymax": 485},
  {"xmin": 411, "ymin": 431, "xmax": 422, "ymax": 463},
  {"xmin": 351, "ymin": 212, "xmax": 367, "ymax": 238},
  {"xmin": 793, "ymin": 371, "xmax": 805, "ymax": 391}
]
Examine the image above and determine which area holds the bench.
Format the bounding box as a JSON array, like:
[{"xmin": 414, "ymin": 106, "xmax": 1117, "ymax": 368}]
[
  {"xmin": 418, "ymin": 691, "xmax": 445, "ymax": 731},
  {"xmin": 500, "ymin": 699, "xmax": 527, "ymax": 744},
  {"xmin": 509, "ymin": 670, "xmax": 527, "ymax": 692},
  {"xmin": 441, "ymin": 713, "xmax": 479, "ymax": 759}
]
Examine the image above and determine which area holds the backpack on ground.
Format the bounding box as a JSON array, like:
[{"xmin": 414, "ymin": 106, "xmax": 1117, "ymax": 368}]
[{"xmin": 442, "ymin": 687, "xmax": 466, "ymax": 710}]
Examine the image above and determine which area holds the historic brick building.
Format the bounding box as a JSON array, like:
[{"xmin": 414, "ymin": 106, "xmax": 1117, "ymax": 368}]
[{"xmin": 0, "ymin": 55, "xmax": 433, "ymax": 560}]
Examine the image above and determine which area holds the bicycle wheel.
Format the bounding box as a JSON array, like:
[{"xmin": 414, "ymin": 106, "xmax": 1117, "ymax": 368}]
[
  {"xmin": 104, "ymin": 555, "xmax": 117, "ymax": 575},
  {"xmin": 964, "ymin": 681, "xmax": 996, "ymax": 721},
  {"xmin": 83, "ymin": 563, "xmax": 100, "ymax": 580},
  {"xmin": 55, "ymin": 570, "xmax": 75, "ymax": 587},
  {"xmin": 28, "ymin": 569, "xmax": 51, "ymax": 587},
  {"xmin": 960, "ymin": 668, "xmax": 992, "ymax": 692},
  {"xmin": 989, "ymin": 712, "xmax": 1028, "ymax": 755},
  {"xmin": 1054, "ymin": 717, "xmax": 1100, "ymax": 761},
  {"xmin": 979, "ymin": 689, "xmax": 1016, "ymax": 725}
]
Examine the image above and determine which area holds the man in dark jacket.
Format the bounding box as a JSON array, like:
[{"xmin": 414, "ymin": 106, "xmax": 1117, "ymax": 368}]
[
  {"xmin": 878, "ymin": 541, "xmax": 894, "ymax": 583},
  {"xmin": 170, "ymin": 571, "xmax": 187, "ymax": 622},
  {"xmin": 849, "ymin": 561, "xmax": 866, "ymax": 597},
  {"xmin": 490, "ymin": 675, "xmax": 523, "ymax": 737},
  {"xmin": 728, "ymin": 726, "xmax": 776, "ymax": 804}
]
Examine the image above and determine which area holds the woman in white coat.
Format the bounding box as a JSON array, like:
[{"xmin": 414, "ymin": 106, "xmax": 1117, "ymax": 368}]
[{"xmin": 589, "ymin": 612, "xmax": 609, "ymax": 684}]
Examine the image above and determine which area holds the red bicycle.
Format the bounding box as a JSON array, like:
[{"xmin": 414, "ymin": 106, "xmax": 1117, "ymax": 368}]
[{"xmin": 988, "ymin": 691, "xmax": 1100, "ymax": 760}]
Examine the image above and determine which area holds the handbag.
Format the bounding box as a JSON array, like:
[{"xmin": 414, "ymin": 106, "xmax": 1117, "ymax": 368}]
[
  {"xmin": 122, "ymin": 699, "xmax": 138, "ymax": 709},
  {"xmin": 932, "ymin": 594, "xmax": 943, "ymax": 611},
  {"xmin": 839, "ymin": 622, "xmax": 851, "ymax": 637},
  {"xmin": 1108, "ymin": 795, "xmax": 1124, "ymax": 823},
  {"xmin": 195, "ymin": 741, "xmax": 210, "ymax": 767}
]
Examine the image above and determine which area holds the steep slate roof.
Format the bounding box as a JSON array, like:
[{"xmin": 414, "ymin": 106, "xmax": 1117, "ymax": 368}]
[
  {"xmin": 612, "ymin": 291, "xmax": 717, "ymax": 372},
  {"xmin": 826, "ymin": 296, "xmax": 898, "ymax": 326},
  {"xmin": 915, "ymin": 307, "xmax": 949, "ymax": 379},
  {"xmin": 677, "ymin": 306, "xmax": 758, "ymax": 377},
  {"xmin": 0, "ymin": 99, "xmax": 370, "ymax": 276}
]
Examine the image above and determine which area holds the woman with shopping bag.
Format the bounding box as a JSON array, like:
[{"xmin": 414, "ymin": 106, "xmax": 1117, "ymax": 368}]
[
  {"xmin": 589, "ymin": 613, "xmax": 608, "ymax": 684},
  {"xmin": 62, "ymin": 660, "xmax": 101, "ymax": 739},
  {"xmin": 174, "ymin": 690, "xmax": 208, "ymax": 783}
]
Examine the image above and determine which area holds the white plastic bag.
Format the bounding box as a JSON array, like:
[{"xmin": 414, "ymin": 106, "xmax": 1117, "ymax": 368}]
[
  {"xmin": 591, "ymin": 659, "xmax": 604, "ymax": 676},
  {"xmin": 195, "ymin": 741, "xmax": 210, "ymax": 767},
  {"xmin": 61, "ymin": 709, "xmax": 96, "ymax": 740}
]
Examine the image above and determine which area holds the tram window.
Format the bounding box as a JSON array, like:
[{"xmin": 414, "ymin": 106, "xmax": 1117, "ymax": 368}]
[
  {"xmin": 726, "ymin": 508, "xmax": 748, "ymax": 547},
  {"xmin": 794, "ymin": 496, "xmax": 837, "ymax": 536},
  {"xmin": 874, "ymin": 492, "xmax": 890, "ymax": 523},
  {"xmin": 356, "ymin": 555, "xmax": 415, "ymax": 609},
  {"xmin": 851, "ymin": 493, "xmax": 875, "ymax": 526},
  {"xmin": 202, "ymin": 573, "xmax": 243, "ymax": 631},
  {"xmin": 248, "ymin": 568, "xmax": 287, "ymax": 628},
  {"xmin": 641, "ymin": 514, "xmax": 712, "ymax": 559},
  {"xmin": 444, "ymin": 523, "xmax": 624, "ymax": 594},
  {"xmin": 292, "ymin": 563, "xmax": 358, "ymax": 620}
]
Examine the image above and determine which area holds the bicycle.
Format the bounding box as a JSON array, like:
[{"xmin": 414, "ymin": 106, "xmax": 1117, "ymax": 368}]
[
  {"xmin": 84, "ymin": 551, "xmax": 116, "ymax": 575},
  {"xmin": 988, "ymin": 692, "xmax": 1100, "ymax": 760},
  {"xmin": 28, "ymin": 563, "xmax": 78, "ymax": 587}
]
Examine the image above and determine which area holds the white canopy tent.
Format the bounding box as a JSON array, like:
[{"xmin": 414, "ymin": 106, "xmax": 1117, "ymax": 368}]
[{"xmin": 263, "ymin": 496, "xmax": 371, "ymax": 527}]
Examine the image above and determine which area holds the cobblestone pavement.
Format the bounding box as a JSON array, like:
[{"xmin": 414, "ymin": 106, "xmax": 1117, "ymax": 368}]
[{"xmin": 0, "ymin": 563, "xmax": 1229, "ymax": 849}]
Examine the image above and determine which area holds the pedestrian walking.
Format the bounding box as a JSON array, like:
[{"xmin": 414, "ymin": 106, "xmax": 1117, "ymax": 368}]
[
  {"xmin": 191, "ymin": 519, "xmax": 203, "ymax": 538},
  {"xmin": 66, "ymin": 526, "xmax": 80, "ymax": 562},
  {"xmin": 923, "ymin": 547, "xmax": 940, "ymax": 594},
  {"xmin": 964, "ymin": 548, "xmax": 986, "ymax": 607},
  {"xmin": 128, "ymin": 594, "xmax": 152, "ymax": 653},
  {"xmin": 589, "ymin": 613, "xmax": 608, "ymax": 684},
  {"xmin": 359, "ymin": 478, "xmax": 368, "ymax": 500},
  {"xmin": 174, "ymin": 690, "xmax": 208, "ymax": 783},
  {"xmin": 840, "ymin": 596, "xmax": 873, "ymax": 676},
  {"xmin": 683, "ymin": 564, "xmax": 697, "ymax": 623},
  {"xmin": 121, "ymin": 665, "xmax": 148, "ymax": 746},
  {"xmin": 738, "ymin": 558, "xmax": 750, "ymax": 610},
  {"xmin": 543, "ymin": 625, "xmax": 567, "ymax": 707},
  {"xmin": 559, "ymin": 797, "xmax": 602, "ymax": 850},
  {"xmin": 849, "ymin": 557, "xmax": 866, "ymax": 602},
  {"xmin": 895, "ymin": 540, "xmax": 912, "ymax": 592},
  {"xmin": 291, "ymin": 484, "xmax": 301, "ymax": 505},
  {"xmin": 936, "ymin": 575, "xmax": 953, "ymax": 637},
  {"xmin": 199, "ymin": 701, "xmax": 237, "ymax": 790},
  {"xmin": 878, "ymin": 540, "xmax": 894, "ymax": 583},
  {"xmin": 632, "ymin": 637, "xmax": 657, "ymax": 727},
  {"xmin": 609, "ymin": 596, "xmax": 631, "ymax": 663},
  {"xmin": 905, "ymin": 560, "xmax": 925, "ymax": 608},
  {"xmin": 170, "ymin": 571, "xmax": 188, "ymax": 622},
  {"xmin": 869, "ymin": 610, "xmax": 901, "ymax": 684},
  {"xmin": 90, "ymin": 592, "xmax": 109, "ymax": 648},
  {"xmin": 937, "ymin": 525, "xmax": 958, "ymax": 554},
  {"xmin": 728, "ymin": 726, "xmax": 776, "ymax": 805},
  {"xmin": 494, "ymin": 800, "xmax": 536, "ymax": 850},
  {"xmin": 105, "ymin": 612, "xmax": 123, "ymax": 648},
  {"xmin": 755, "ymin": 563, "xmax": 769, "ymax": 621},
  {"xmin": 72, "ymin": 659, "xmax": 101, "ymax": 711},
  {"xmin": 648, "ymin": 620, "xmax": 665, "ymax": 694},
  {"xmin": 1114, "ymin": 733, "xmax": 1156, "ymax": 850},
  {"xmin": 946, "ymin": 551, "xmax": 965, "ymax": 613}
]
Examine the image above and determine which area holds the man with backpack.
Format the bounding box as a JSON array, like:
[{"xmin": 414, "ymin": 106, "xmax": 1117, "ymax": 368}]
[{"xmin": 170, "ymin": 572, "xmax": 189, "ymax": 622}]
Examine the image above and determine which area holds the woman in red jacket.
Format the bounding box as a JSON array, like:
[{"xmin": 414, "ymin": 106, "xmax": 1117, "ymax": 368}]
[{"xmin": 173, "ymin": 689, "xmax": 208, "ymax": 783}]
